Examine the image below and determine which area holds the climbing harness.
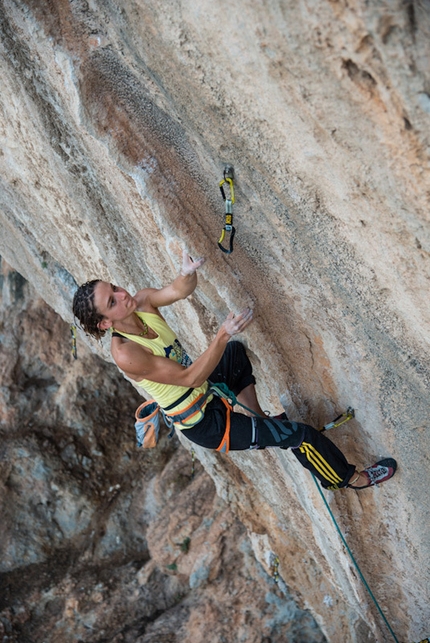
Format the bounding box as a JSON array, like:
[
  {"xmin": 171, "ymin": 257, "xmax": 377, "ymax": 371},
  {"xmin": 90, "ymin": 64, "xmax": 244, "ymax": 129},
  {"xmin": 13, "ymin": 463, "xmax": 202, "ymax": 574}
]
[
  {"xmin": 163, "ymin": 388, "xmax": 215, "ymax": 428},
  {"xmin": 133, "ymin": 385, "xmax": 233, "ymax": 450},
  {"xmin": 160, "ymin": 382, "xmax": 248, "ymax": 454},
  {"xmin": 207, "ymin": 382, "xmax": 238, "ymax": 453},
  {"xmin": 162, "ymin": 383, "xmax": 233, "ymax": 452},
  {"xmin": 218, "ymin": 165, "xmax": 236, "ymax": 254},
  {"xmin": 70, "ymin": 324, "xmax": 77, "ymax": 359},
  {"xmin": 320, "ymin": 406, "xmax": 354, "ymax": 431}
]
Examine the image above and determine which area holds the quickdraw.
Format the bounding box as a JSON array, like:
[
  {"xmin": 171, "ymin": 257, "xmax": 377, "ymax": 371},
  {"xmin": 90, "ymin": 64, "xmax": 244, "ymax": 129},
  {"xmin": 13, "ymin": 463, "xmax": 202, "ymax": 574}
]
[
  {"xmin": 191, "ymin": 447, "xmax": 196, "ymax": 479},
  {"xmin": 320, "ymin": 407, "xmax": 354, "ymax": 432},
  {"xmin": 271, "ymin": 555, "xmax": 280, "ymax": 584},
  {"xmin": 218, "ymin": 164, "xmax": 236, "ymax": 254},
  {"xmin": 70, "ymin": 324, "xmax": 78, "ymax": 360}
]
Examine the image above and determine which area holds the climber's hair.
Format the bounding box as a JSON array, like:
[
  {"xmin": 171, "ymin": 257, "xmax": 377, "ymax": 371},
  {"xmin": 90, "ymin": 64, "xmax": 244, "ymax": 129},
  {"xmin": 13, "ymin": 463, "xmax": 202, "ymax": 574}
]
[{"xmin": 72, "ymin": 280, "xmax": 106, "ymax": 341}]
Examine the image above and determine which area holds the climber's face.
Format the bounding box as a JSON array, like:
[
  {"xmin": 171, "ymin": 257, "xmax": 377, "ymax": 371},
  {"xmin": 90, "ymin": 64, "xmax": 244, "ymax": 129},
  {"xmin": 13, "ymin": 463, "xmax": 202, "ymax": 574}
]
[{"xmin": 93, "ymin": 281, "xmax": 137, "ymax": 331}]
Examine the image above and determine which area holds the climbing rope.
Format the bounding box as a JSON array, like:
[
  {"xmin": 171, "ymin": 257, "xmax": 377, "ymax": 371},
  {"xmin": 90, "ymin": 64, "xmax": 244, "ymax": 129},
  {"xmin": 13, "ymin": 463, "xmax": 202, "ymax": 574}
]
[
  {"xmin": 209, "ymin": 383, "xmax": 415, "ymax": 642},
  {"xmin": 312, "ymin": 474, "xmax": 400, "ymax": 642},
  {"xmin": 218, "ymin": 165, "xmax": 236, "ymax": 254}
]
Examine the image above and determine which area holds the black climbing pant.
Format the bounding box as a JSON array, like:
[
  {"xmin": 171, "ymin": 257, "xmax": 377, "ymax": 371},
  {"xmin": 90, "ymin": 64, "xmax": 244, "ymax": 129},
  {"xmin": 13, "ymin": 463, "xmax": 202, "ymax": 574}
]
[{"xmin": 182, "ymin": 341, "xmax": 357, "ymax": 489}]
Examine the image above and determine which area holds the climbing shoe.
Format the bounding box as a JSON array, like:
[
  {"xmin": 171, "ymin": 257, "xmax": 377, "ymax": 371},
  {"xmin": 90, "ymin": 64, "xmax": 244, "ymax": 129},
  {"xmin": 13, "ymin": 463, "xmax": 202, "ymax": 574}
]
[{"xmin": 349, "ymin": 458, "xmax": 397, "ymax": 489}]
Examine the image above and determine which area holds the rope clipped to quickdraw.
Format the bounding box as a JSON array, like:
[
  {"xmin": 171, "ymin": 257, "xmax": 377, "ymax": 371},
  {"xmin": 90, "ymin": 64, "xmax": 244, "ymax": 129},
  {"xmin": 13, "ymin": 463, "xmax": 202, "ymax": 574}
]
[
  {"xmin": 70, "ymin": 324, "xmax": 77, "ymax": 359},
  {"xmin": 218, "ymin": 164, "xmax": 236, "ymax": 254},
  {"xmin": 320, "ymin": 407, "xmax": 355, "ymax": 432}
]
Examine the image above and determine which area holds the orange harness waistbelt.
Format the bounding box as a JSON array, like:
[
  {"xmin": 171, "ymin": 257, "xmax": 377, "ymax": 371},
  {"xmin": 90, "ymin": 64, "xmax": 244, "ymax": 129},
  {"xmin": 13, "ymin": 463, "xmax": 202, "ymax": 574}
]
[{"xmin": 163, "ymin": 386, "xmax": 233, "ymax": 454}]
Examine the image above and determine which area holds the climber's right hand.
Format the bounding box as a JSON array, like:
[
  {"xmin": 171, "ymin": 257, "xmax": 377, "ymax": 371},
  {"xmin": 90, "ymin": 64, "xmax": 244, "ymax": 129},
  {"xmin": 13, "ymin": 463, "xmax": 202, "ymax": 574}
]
[{"xmin": 221, "ymin": 308, "xmax": 254, "ymax": 337}]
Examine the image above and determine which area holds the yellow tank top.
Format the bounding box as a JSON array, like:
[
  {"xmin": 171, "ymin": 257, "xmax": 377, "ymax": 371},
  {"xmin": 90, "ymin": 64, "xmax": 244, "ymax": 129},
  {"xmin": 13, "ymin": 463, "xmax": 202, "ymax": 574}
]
[{"xmin": 112, "ymin": 312, "xmax": 211, "ymax": 428}]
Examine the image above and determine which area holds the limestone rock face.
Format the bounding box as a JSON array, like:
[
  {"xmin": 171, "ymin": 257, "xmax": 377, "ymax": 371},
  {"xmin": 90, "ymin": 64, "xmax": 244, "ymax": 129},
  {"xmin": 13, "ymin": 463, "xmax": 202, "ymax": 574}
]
[{"xmin": 0, "ymin": 1, "xmax": 429, "ymax": 641}]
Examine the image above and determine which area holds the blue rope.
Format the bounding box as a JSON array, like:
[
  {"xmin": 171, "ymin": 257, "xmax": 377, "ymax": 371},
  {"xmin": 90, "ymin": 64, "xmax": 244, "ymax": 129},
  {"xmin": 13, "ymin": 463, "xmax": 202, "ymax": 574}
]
[{"xmin": 312, "ymin": 474, "xmax": 400, "ymax": 643}]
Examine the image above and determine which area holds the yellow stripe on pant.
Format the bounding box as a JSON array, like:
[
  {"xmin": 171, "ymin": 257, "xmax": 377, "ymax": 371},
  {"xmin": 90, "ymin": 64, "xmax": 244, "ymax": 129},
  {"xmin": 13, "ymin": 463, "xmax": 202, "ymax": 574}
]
[{"xmin": 299, "ymin": 442, "xmax": 343, "ymax": 485}]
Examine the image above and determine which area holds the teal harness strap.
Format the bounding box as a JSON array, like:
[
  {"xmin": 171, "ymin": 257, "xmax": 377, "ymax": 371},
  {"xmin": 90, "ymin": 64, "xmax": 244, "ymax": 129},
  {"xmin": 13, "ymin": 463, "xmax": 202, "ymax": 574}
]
[
  {"xmin": 208, "ymin": 382, "xmax": 237, "ymax": 404},
  {"xmin": 208, "ymin": 381, "xmax": 259, "ymax": 416}
]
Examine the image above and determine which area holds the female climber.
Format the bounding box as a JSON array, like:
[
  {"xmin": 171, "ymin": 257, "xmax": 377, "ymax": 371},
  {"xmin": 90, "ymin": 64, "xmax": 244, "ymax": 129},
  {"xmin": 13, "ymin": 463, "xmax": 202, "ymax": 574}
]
[{"xmin": 72, "ymin": 250, "xmax": 397, "ymax": 491}]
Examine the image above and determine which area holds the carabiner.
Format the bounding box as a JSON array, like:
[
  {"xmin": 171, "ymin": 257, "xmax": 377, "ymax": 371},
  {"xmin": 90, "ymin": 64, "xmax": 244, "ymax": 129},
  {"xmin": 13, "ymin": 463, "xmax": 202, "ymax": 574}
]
[
  {"xmin": 219, "ymin": 165, "xmax": 235, "ymax": 204},
  {"xmin": 321, "ymin": 407, "xmax": 355, "ymax": 432}
]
